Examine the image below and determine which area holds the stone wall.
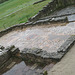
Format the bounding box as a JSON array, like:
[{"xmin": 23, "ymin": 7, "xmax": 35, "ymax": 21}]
[
  {"xmin": 29, "ymin": 0, "xmax": 75, "ymax": 21},
  {"xmin": 21, "ymin": 36, "xmax": 75, "ymax": 64},
  {"xmin": 0, "ymin": 36, "xmax": 75, "ymax": 68},
  {"xmin": 0, "ymin": 45, "xmax": 20, "ymax": 68},
  {"xmin": 0, "ymin": 16, "xmax": 68, "ymax": 37},
  {"xmin": 0, "ymin": 22, "xmax": 39, "ymax": 37},
  {"xmin": 0, "ymin": 23, "xmax": 26, "ymax": 37},
  {"xmin": 0, "ymin": 0, "xmax": 73, "ymax": 37}
]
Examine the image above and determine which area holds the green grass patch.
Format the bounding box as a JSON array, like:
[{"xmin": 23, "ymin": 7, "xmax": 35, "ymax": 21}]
[{"xmin": 0, "ymin": 0, "xmax": 51, "ymax": 30}]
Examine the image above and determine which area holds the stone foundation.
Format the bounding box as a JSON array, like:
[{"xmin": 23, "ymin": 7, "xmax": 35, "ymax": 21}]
[
  {"xmin": 29, "ymin": 0, "xmax": 75, "ymax": 21},
  {"xmin": 0, "ymin": 36, "xmax": 75, "ymax": 68},
  {"xmin": 20, "ymin": 36, "xmax": 75, "ymax": 64},
  {"xmin": 0, "ymin": 45, "xmax": 20, "ymax": 68}
]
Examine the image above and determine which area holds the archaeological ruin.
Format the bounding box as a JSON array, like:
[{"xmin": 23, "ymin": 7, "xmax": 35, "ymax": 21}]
[{"xmin": 0, "ymin": 0, "xmax": 75, "ymax": 75}]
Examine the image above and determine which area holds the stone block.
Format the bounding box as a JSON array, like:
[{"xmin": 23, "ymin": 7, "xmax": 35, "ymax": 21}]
[
  {"xmin": 0, "ymin": 45, "xmax": 4, "ymax": 50},
  {"xmin": 10, "ymin": 47, "xmax": 20, "ymax": 55},
  {"xmin": 0, "ymin": 50, "xmax": 11, "ymax": 67}
]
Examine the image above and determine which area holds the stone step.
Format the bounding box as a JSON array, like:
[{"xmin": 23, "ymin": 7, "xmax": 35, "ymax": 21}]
[
  {"xmin": 30, "ymin": 64, "xmax": 38, "ymax": 70},
  {"xmin": 7, "ymin": 62, "xmax": 16, "ymax": 69}
]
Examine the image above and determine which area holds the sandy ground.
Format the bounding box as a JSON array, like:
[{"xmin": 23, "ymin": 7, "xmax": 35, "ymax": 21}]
[{"xmin": 48, "ymin": 44, "xmax": 75, "ymax": 75}]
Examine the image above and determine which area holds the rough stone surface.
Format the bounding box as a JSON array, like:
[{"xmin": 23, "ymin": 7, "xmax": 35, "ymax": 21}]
[
  {"xmin": 0, "ymin": 45, "xmax": 5, "ymax": 50},
  {"xmin": 33, "ymin": 16, "xmax": 68, "ymax": 25},
  {"xmin": 67, "ymin": 14, "xmax": 75, "ymax": 22},
  {"xmin": 0, "ymin": 45, "xmax": 20, "ymax": 68},
  {"xmin": 42, "ymin": 5, "xmax": 75, "ymax": 19},
  {"xmin": 29, "ymin": 0, "xmax": 75, "ymax": 21},
  {"xmin": 0, "ymin": 1, "xmax": 75, "ymax": 75},
  {"xmin": 21, "ymin": 36, "xmax": 75, "ymax": 63},
  {"xmin": 49, "ymin": 16, "xmax": 68, "ymax": 23},
  {"xmin": 0, "ymin": 22, "xmax": 75, "ymax": 62},
  {"xmin": 57, "ymin": 36, "xmax": 75, "ymax": 53},
  {"xmin": 0, "ymin": 50, "xmax": 10, "ymax": 67}
]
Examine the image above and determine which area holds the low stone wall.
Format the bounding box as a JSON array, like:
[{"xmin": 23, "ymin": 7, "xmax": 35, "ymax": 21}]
[
  {"xmin": 0, "ymin": 45, "xmax": 20, "ymax": 68},
  {"xmin": 29, "ymin": 0, "xmax": 75, "ymax": 21},
  {"xmin": 33, "ymin": 16, "xmax": 68, "ymax": 25},
  {"xmin": 21, "ymin": 48, "xmax": 56, "ymax": 64},
  {"xmin": 20, "ymin": 36, "xmax": 75, "ymax": 64},
  {"xmin": 0, "ymin": 36, "xmax": 75, "ymax": 67},
  {"xmin": 57, "ymin": 36, "xmax": 75, "ymax": 58},
  {"xmin": 0, "ymin": 16, "xmax": 68, "ymax": 37},
  {"xmin": 0, "ymin": 23, "xmax": 26, "ymax": 37}
]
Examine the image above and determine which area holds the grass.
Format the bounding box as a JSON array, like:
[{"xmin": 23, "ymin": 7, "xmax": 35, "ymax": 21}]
[{"xmin": 0, "ymin": 0, "xmax": 51, "ymax": 30}]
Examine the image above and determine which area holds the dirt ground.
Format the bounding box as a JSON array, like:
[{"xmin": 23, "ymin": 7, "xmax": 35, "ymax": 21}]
[{"xmin": 48, "ymin": 44, "xmax": 75, "ymax": 75}]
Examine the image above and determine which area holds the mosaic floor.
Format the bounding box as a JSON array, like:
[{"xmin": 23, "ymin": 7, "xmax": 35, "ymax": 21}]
[{"xmin": 0, "ymin": 22, "xmax": 75, "ymax": 53}]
